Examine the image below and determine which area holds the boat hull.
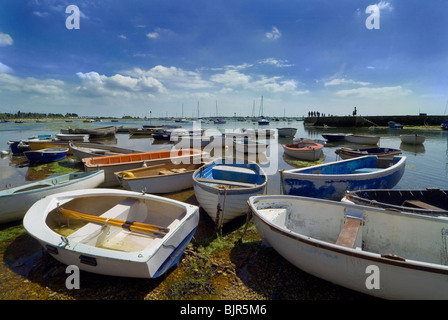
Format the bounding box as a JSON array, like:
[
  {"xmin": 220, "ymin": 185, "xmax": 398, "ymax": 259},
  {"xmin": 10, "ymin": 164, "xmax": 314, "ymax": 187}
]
[
  {"xmin": 248, "ymin": 195, "xmax": 448, "ymax": 299},
  {"xmin": 24, "ymin": 147, "xmax": 69, "ymax": 163},
  {"xmin": 344, "ymin": 188, "xmax": 448, "ymax": 216},
  {"xmin": 115, "ymin": 163, "xmax": 202, "ymax": 194},
  {"xmin": 193, "ymin": 160, "xmax": 267, "ymax": 225},
  {"xmin": 82, "ymin": 149, "xmax": 207, "ymax": 187},
  {"xmin": 400, "ymin": 134, "xmax": 426, "ymax": 145},
  {"xmin": 277, "ymin": 128, "xmax": 297, "ymax": 137},
  {"xmin": 0, "ymin": 170, "xmax": 105, "ymax": 223},
  {"xmin": 282, "ymin": 143, "xmax": 323, "ymax": 161},
  {"xmin": 281, "ymin": 155, "xmax": 406, "ymax": 200},
  {"xmin": 23, "ymin": 188, "xmax": 199, "ymax": 278},
  {"xmin": 335, "ymin": 147, "xmax": 402, "ymax": 160},
  {"xmin": 69, "ymin": 142, "xmax": 142, "ymax": 161},
  {"xmin": 345, "ymin": 135, "xmax": 380, "ymax": 145}
]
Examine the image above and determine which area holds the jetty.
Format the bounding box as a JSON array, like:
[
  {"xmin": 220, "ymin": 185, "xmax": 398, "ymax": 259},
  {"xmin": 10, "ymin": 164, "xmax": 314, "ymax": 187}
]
[{"xmin": 304, "ymin": 114, "xmax": 448, "ymax": 127}]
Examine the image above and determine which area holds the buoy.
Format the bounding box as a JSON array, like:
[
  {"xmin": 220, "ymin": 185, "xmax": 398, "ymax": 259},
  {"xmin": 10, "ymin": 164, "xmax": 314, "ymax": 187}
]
[{"xmin": 121, "ymin": 171, "xmax": 135, "ymax": 178}]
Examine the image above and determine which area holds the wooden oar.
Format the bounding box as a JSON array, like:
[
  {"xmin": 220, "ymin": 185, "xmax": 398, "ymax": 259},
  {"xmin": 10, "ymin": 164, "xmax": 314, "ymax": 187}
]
[{"xmin": 58, "ymin": 208, "xmax": 170, "ymax": 236}]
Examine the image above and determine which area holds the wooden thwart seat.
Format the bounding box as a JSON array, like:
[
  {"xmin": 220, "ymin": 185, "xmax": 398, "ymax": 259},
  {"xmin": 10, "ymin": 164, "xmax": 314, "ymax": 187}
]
[
  {"xmin": 336, "ymin": 217, "xmax": 362, "ymax": 248},
  {"xmin": 402, "ymin": 200, "xmax": 443, "ymax": 211}
]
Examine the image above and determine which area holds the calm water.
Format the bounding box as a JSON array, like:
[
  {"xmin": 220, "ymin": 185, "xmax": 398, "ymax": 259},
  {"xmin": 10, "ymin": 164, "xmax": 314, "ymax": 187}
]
[{"xmin": 1, "ymin": 119, "xmax": 448, "ymax": 194}]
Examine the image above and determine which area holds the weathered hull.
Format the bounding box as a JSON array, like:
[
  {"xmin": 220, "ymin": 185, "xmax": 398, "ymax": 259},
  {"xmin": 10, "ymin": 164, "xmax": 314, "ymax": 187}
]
[{"xmin": 249, "ymin": 195, "xmax": 448, "ymax": 300}]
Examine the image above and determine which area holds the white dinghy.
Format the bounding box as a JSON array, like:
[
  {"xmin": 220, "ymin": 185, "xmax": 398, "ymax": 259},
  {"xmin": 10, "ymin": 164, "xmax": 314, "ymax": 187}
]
[
  {"xmin": 24, "ymin": 188, "xmax": 199, "ymax": 279},
  {"xmin": 248, "ymin": 195, "xmax": 448, "ymax": 300}
]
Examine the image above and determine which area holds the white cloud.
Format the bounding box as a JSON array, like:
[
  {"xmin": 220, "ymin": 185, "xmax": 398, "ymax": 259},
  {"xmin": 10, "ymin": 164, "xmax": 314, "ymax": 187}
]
[
  {"xmin": 146, "ymin": 32, "xmax": 159, "ymax": 39},
  {"xmin": 377, "ymin": 1, "xmax": 393, "ymax": 12},
  {"xmin": 0, "ymin": 62, "xmax": 12, "ymax": 73},
  {"xmin": 126, "ymin": 65, "xmax": 212, "ymax": 90},
  {"xmin": 118, "ymin": 34, "xmax": 127, "ymax": 40},
  {"xmin": 335, "ymin": 86, "xmax": 411, "ymax": 98},
  {"xmin": 0, "ymin": 32, "xmax": 13, "ymax": 46},
  {"xmin": 324, "ymin": 78, "xmax": 370, "ymax": 87},
  {"xmin": 75, "ymin": 71, "xmax": 166, "ymax": 97},
  {"xmin": 0, "ymin": 73, "xmax": 64, "ymax": 95},
  {"xmin": 265, "ymin": 26, "xmax": 281, "ymax": 40},
  {"xmin": 259, "ymin": 58, "xmax": 294, "ymax": 67},
  {"xmin": 33, "ymin": 11, "xmax": 49, "ymax": 17}
]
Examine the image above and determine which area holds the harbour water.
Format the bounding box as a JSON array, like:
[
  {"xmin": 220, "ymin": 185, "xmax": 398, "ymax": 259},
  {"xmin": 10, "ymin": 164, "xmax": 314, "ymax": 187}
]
[{"xmin": 1, "ymin": 119, "xmax": 448, "ymax": 193}]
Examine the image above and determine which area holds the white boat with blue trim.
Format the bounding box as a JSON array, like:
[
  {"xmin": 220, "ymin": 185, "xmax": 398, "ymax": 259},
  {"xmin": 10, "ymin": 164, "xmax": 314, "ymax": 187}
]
[
  {"xmin": 281, "ymin": 155, "xmax": 406, "ymax": 200},
  {"xmin": 0, "ymin": 170, "xmax": 105, "ymax": 224},
  {"xmin": 193, "ymin": 159, "xmax": 267, "ymax": 225},
  {"xmin": 23, "ymin": 188, "xmax": 199, "ymax": 279}
]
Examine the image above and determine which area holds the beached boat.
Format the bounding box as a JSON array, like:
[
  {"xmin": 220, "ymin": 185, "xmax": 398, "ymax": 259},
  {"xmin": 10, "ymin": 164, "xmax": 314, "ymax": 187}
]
[
  {"xmin": 281, "ymin": 155, "xmax": 406, "ymax": 200},
  {"xmin": 321, "ymin": 133, "xmax": 348, "ymax": 141},
  {"xmin": 26, "ymin": 138, "xmax": 71, "ymax": 153},
  {"xmin": 23, "ymin": 188, "xmax": 199, "ymax": 278},
  {"xmin": 8, "ymin": 140, "xmax": 31, "ymax": 154},
  {"xmin": 66, "ymin": 125, "xmax": 116, "ymax": 138},
  {"xmin": 55, "ymin": 133, "xmax": 89, "ymax": 141},
  {"xmin": 69, "ymin": 142, "xmax": 143, "ymax": 162},
  {"xmin": 343, "ymin": 188, "xmax": 448, "ymax": 216},
  {"xmin": 82, "ymin": 148, "xmax": 207, "ymax": 187},
  {"xmin": 277, "ymin": 127, "xmax": 297, "ymax": 137},
  {"xmin": 192, "ymin": 159, "xmax": 267, "ymax": 225},
  {"xmin": 388, "ymin": 121, "xmax": 403, "ymax": 129},
  {"xmin": 115, "ymin": 162, "xmax": 203, "ymax": 194},
  {"xmin": 335, "ymin": 147, "xmax": 402, "ymax": 160},
  {"xmin": 248, "ymin": 195, "xmax": 448, "ymax": 299},
  {"xmin": 282, "ymin": 142, "xmax": 324, "ymax": 161},
  {"xmin": 234, "ymin": 140, "xmax": 268, "ymax": 154},
  {"xmin": 24, "ymin": 147, "xmax": 69, "ymax": 164},
  {"xmin": 0, "ymin": 170, "xmax": 104, "ymax": 224},
  {"xmin": 128, "ymin": 128, "xmax": 156, "ymax": 136},
  {"xmin": 400, "ymin": 134, "xmax": 426, "ymax": 145},
  {"xmin": 345, "ymin": 134, "xmax": 380, "ymax": 145}
]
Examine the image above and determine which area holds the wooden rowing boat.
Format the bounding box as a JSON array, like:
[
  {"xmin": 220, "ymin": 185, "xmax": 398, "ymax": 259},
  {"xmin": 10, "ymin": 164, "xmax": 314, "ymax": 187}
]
[
  {"xmin": 69, "ymin": 142, "xmax": 143, "ymax": 161},
  {"xmin": 282, "ymin": 142, "xmax": 324, "ymax": 161},
  {"xmin": 82, "ymin": 148, "xmax": 207, "ymax": 187},
  {"xmin": 115, "ymin": 162, "xmax": 203, "ymax": 194}
]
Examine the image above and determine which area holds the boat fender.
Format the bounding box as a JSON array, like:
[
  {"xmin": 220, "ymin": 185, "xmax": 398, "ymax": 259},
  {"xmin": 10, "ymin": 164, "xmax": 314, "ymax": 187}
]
[
  {"xmin": 79, "ymin": 255, "xmax": 97, "ymax": 266},
  {"xmin": 121, "ymin": 171, "xmax": 135, "ymax": 178}
]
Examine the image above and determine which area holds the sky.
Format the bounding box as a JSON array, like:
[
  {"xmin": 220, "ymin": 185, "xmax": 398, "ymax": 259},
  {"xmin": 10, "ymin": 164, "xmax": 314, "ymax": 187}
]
[{"xmin": 0, "ymin": 0, "xmax": 448, "ymax": 118}]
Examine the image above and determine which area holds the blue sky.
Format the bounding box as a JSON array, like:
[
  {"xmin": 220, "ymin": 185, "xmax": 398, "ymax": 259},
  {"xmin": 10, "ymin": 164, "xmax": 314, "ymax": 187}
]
[{"xmin": 0, "ymin": 0, "xmax": 447, "ymax": 118}]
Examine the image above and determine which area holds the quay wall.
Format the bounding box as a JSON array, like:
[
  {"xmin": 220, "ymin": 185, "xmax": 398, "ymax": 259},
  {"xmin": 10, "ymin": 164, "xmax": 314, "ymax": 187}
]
[{"xmin": 304, "ymin": 115, "xmax": 448, "ymax": 127}]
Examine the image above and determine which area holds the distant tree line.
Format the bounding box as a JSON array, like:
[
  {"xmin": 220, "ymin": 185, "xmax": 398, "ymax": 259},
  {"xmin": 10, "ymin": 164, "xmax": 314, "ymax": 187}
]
[{"xmin": 0, "ymin": 111, "xmax": 78, "ymax": 119}]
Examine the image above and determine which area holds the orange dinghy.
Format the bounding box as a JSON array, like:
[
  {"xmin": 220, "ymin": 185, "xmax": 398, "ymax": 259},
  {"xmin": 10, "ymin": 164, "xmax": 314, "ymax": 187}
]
[
  {"xmin": 82, "ymin": 148, "xmax": 207, "ymax": 187},
  {"xmin": 282, "ymin": 143, "xmax": 324, "ymax": 161}
]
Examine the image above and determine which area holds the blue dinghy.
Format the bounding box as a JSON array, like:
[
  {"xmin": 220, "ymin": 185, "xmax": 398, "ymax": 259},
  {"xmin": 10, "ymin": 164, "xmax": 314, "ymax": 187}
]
[
  {"xmin": 24, "ymin": 147, "xmax": 69, "ymax": 164},
  {"xmin": 281, "ymin": 155, "xmax": 406, "ymax": 200}
]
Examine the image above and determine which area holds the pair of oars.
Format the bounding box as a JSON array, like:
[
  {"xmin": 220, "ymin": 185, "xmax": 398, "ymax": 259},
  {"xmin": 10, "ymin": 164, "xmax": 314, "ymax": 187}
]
[{"xmin": 58, "ymin": 208, "xmax": 170, "ymax": 237}]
